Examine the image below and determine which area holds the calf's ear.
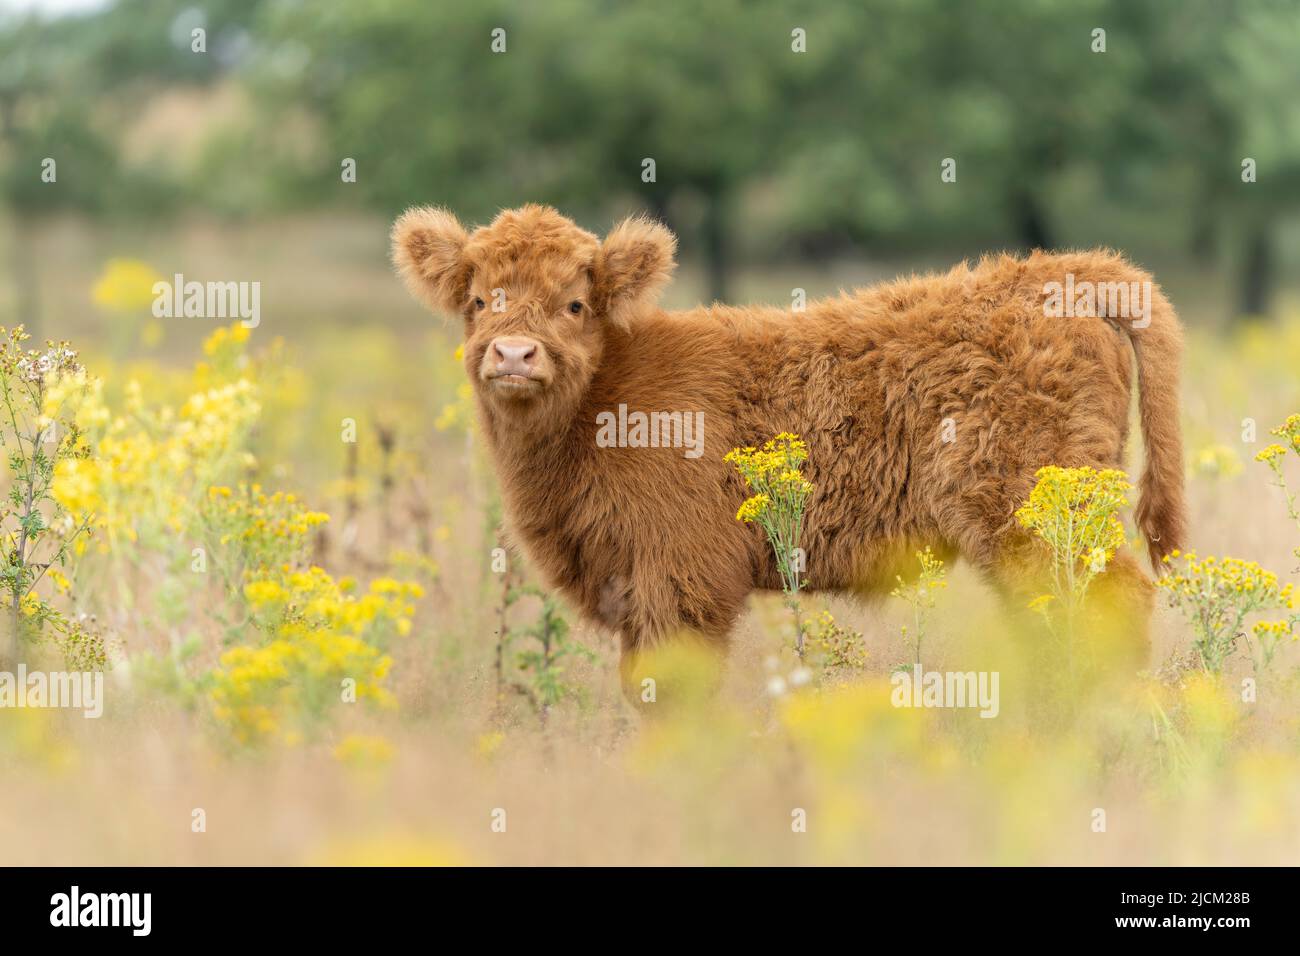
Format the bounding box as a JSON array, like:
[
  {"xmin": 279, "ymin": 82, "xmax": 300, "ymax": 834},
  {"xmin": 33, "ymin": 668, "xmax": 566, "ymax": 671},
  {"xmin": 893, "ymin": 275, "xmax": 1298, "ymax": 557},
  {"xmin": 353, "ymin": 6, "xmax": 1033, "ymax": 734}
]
[
  {"xmin": 391, "ymin": 207, "xmax": 472, "ymax": 314},
  {"xmin": 594, "ymin": 215, "xmax": 677, "ymax": 330}
]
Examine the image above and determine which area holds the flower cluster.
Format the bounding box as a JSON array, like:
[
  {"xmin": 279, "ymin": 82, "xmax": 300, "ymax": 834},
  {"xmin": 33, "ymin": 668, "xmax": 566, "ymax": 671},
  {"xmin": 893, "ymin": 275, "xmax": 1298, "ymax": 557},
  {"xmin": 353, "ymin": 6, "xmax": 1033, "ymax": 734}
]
[
  {"xmin": 1156, "ymin": 550, "xmax": 1296, "ymax": 672},
  {"xmin": 1252, "ymin": 619, "xmax": 1293, "ymax": 640},
  {"xmin": 333, "ymin": 733, "xmax": 397, "ymax": 768},
  {"xmin": 1014, "ymin": 466, "xmax": 1131, "ymax": 641},
  {"xmin": 726, "ymin": 434, "xmax": 813, "ymax": 501},
  {"xmin": 1255, "ymin": 413, "xmax": 1300, "ymax": 563},
  {"xmin": 202, "ymin": 485, "xmax": 329, "ymax": 575},
  {"xmin": 725, "ymin": 433, "xmax": 814, "ymax": 594},
  {"xmin": 208, "ymin": 630, "xmax": 395, "ymax": 746},
  {"xmin": 1268, "ymin": 414, "xmax": 1300, "ymax": 453},
  {"xmin": 200, "ymin": 478, "xmax": 422, "ymax": 745},
  {"xmin": 1256, "ymin": 443, "xmax": 1288, "ymax": 465},
  {"xmin": 726, "ymin": 432, "xmax": 816, "ymax": 657},
  {"xmin": 1190, "ymin": 443, "xmax": 1242, "ymax": 480},
  {"xmin": 51, "ymin": 324, "xmax": 262, "ymax": 550},
  {"xmin": 90, "ymin": 258, "xmax": 163, "ymax": 313},
  {"xmin": 202, "ymin": 322, "xmax": 251, "ymax": 359},
  {"xmin": 0, "ymin": 327, "xmax": 85, "ymax": 384},
  {"xmin": 243, "ymin": 565, "xmax": 423, "ymax": 645},
  {"xmin": 1015, "ymin": 466, "xmax": 1131, "ymax": 567},
  {"xmin": 889, "ymin": 546, "xmax": 948, "ymax": 668},
  {"xmin": 809, "ymin": 610, "xmax": 868, "ymax": 671}
]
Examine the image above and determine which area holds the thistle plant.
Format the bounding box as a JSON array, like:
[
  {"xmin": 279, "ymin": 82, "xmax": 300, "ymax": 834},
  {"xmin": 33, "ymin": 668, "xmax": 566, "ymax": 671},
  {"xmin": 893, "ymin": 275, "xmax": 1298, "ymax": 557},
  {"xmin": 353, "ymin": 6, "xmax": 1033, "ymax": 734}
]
[
  {"xmin": 1014, "ymin": 466, "xmax": 1131, "ymax": 659},
  {"xmin": 1155, "ymin": 551, "xmax": 1295, "ymax": 674},
  {"xmin": 0, "ymin": 326, "xmax": 97, "ymax": 666},
  {"xmin": 889, "ymin": 546, "xmax": 948, "ymax": 670},
  {"xmin": 726, "ymin": 433, "xmax": 814, "ymax": 658},
  {"xmin": 502, "ymin": 582, "xmax": 595, "ymax": 724}
]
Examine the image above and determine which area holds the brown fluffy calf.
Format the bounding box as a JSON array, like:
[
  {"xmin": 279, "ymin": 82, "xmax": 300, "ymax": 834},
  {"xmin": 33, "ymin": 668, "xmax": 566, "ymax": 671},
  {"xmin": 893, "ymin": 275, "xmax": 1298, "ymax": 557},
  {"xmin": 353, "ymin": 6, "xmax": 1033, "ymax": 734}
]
[{"xmin": 393, "ymin": 204, "xmax": 1185, "ymax": 702}]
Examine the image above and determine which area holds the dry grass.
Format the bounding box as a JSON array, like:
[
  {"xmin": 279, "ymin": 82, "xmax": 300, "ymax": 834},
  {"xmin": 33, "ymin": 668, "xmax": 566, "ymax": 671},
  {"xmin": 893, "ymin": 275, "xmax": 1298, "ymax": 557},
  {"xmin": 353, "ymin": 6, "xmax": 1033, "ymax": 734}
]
[{"xmin": 2, "ymin": 216, "xmax": 1299, "ymax": 866}]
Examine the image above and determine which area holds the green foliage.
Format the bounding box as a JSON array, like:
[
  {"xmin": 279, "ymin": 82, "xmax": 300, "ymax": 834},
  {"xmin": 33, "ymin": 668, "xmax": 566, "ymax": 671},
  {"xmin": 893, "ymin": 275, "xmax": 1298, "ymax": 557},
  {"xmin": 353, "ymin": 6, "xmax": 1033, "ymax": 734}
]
[
  {"xmin": 501, "ymin": 581, "xmax": 595, "ymax": 720},
  {"xmin": 889, "ymin": 546, "xmax": 948, "ymax": 670},
  {"xmin": 4, "ymin": 0, "xmax": 1299, "ymax": 307}
]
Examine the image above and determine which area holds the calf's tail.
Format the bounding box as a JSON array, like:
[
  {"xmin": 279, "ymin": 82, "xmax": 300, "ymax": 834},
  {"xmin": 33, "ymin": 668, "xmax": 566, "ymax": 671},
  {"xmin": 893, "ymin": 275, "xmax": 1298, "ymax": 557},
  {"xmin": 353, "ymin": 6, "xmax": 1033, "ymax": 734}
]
[{"xmin": 1125, "ymin": 290, "xmax": 1187, "ymax": 570}]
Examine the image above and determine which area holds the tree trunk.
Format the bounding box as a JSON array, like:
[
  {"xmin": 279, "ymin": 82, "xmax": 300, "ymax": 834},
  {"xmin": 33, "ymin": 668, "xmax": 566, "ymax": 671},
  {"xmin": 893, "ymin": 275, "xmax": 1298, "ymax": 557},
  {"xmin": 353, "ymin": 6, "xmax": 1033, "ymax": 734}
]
[
  {"xmin": 701, "ymin": 187, "xmax": 730, "ymax": 304},
  {"xmin": 1013, "ymin": 189, "xmax": 1054, "ymax": 252},
  {"xmin": 1189, "ymin": 210, "xmax": 1217, "ymax": 263},
  {"xmin": 1237, "ymin": 222, "xmax": 1273, "ymax": 320},
  {"xmin": 645, "ymin": 191, "xmax": 671, "ymax": 225}
]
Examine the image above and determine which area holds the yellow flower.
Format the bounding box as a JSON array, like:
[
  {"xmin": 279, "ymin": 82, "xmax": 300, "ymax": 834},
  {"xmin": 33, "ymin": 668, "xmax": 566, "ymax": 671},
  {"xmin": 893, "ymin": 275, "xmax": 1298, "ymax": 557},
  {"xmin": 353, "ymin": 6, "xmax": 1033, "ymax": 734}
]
[
  {"xmin": 1192, "ymin": 443, "xmax": 1242, "ymax": 478},
  {"xmin": 1027, "ymin": 594, "xmax": 1054, "ymax": 614},
  {"xmin": 91, "ymin": 258, "xmax": 163, "ymax": 312},
  {"xmin": 309, "ymin": 832, "xmax": 469, "ymax": 866},
  {"xmin": 333, "ymin": 733, "xmax": 396, "ymax": 767},
  {"xmin": 475, "ymin": 731, "xmax": 506, "ymax": 759},
  {"xmin": 1156, "ymin": 551, "xmax": 1294, "ymax": 671},
  {"xmin": 140, "ymin": 319, "xmax": 165, "ymax": 348},
  {"xmin": 736, "ymin": 494, "xmax": 770, "ymax": 523},
  {"xmin": 1252, "ymin": 619, "xmax": 1293, "ymax": 640},
  {"xmin": 1015, "ymin": 466, "xmax": 1131, "ymax": 571}
]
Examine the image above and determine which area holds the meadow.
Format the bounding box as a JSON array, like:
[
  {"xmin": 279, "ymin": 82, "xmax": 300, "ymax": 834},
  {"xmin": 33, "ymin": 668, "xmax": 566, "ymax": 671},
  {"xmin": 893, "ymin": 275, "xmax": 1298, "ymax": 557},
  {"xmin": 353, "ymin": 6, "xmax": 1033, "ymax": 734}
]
[{"xmin": 1, "ymin": 214, "xmax": 1299, "ymax": 866}]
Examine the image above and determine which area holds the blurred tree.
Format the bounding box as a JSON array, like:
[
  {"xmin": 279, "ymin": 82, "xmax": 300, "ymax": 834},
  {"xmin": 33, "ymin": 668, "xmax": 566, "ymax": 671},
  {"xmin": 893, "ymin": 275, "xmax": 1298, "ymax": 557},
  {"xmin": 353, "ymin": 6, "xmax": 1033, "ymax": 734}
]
[{"xmin": 2, "ymin": 0, "xmax": 1299, "ymax": 317}]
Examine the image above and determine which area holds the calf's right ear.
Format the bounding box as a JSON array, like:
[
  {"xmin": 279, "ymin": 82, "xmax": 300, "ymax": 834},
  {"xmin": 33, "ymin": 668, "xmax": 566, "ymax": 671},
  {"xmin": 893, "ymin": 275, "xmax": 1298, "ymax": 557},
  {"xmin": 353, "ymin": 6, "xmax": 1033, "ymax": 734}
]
[{"xmin": 391, "ymin": 207, "xmax": 471, "ymax": 314}]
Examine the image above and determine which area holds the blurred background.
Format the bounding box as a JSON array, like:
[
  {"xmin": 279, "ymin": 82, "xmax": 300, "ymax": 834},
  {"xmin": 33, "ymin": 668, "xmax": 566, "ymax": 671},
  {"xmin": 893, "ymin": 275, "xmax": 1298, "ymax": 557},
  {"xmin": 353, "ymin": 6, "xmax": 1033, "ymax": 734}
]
[{"xmin": 1, "ymin": 0, "xmax": 1298, "ymax": 347}]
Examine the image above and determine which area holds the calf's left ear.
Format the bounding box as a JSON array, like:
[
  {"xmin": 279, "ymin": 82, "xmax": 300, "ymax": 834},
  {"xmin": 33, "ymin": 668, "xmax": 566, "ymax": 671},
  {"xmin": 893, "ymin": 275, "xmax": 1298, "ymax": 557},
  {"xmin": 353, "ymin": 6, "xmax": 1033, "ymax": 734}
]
[
  {"xmin": 391, "ymin": 206, "xmax": 472, "ymax": 315},
  {"xmin": 593, "ymin": 215, "xmax": 677, "ymax": 330}
]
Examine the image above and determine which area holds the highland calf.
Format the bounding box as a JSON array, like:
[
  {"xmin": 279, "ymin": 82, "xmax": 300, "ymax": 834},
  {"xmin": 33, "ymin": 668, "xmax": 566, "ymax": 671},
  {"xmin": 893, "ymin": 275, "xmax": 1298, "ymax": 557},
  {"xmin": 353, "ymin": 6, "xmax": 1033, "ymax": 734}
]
[{"xmin": 392, "ymin": 204, "xmax": 1186, "ymax": 705}]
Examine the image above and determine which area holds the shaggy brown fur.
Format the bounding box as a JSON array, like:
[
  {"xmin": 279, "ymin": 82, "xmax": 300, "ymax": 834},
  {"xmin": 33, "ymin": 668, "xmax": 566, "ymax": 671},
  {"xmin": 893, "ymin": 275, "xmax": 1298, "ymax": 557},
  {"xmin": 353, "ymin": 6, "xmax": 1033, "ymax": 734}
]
[{"xmin": 392, "ymin": 204, "xmax": 1186, "ymax": 702}]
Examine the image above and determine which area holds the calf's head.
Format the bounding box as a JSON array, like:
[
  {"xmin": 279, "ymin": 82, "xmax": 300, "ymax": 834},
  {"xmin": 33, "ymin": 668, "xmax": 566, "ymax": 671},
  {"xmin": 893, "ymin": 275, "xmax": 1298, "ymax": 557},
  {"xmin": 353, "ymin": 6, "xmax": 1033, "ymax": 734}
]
[{"xmin": 392, "ymin": 204, "xmax": 675, "ymax": 428}]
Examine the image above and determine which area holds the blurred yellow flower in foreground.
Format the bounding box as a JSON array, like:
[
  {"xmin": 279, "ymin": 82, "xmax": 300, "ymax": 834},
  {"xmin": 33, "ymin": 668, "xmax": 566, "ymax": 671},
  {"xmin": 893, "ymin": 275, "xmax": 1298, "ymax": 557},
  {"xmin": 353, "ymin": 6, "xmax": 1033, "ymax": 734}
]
[
  {"xmin": 1179, "ymin": 672, "xmax": 1238, "ymax": 742},
  {"xmin": 203, "ymin": 322, "xmax": 250, "ymax": 357},
  {"xmin": 780, "ymin": 679, "xmax": 934, "ymax": 772},
  {"xmin": 475, "ymin": 731, "xmax": 506, "ymax": 759},
  {"xmin": 308, "ymin": 831, "xmax": 470, "ymax": 867},
  {"xmin": 333, "ymin": 733, "xmax": 396, "ymax": 768},
  {"xmin": 0, "ymin": 708, "xmax": 79, "ymax": 775}
]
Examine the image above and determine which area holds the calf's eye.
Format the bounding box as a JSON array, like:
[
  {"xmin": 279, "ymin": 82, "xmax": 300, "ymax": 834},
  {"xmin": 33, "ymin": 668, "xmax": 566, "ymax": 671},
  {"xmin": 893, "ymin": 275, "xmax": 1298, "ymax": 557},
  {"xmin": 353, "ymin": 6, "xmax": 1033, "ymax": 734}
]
[
  {"xmin": 568, "ymin": 301, "xmax": 583, "ymax": 315},
  {"xmin": 474, "ymin": 297, "xmax": 486, "ymax": 311}
]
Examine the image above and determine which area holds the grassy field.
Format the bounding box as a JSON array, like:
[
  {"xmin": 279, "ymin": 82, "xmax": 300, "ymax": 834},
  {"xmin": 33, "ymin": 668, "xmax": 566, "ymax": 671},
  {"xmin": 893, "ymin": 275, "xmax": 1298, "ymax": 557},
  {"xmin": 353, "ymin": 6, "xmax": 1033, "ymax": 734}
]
[{"xmin": 1, "ymin": 214, "xmax": 1299, "ymax": 865}]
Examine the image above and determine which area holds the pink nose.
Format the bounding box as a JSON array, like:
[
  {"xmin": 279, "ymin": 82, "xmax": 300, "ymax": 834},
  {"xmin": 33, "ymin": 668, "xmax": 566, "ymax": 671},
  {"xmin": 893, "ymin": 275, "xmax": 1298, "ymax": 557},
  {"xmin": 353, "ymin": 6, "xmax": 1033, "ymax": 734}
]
[{"xmin": 491, "ymin": 337, "xmax": 539, "ymax": 376}]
